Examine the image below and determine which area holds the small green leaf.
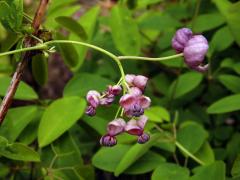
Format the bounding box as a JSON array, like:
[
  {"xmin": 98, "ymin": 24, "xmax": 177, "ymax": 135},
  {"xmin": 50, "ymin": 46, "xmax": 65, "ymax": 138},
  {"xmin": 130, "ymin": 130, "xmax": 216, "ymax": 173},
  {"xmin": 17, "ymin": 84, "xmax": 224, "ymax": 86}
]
[
  {"xmin": 193, "ymin": 13, "xmax": 225, "ymax": 32},
  {"xmin": 32, "ymin": 53, "xmax": 48, "ymax": 86},
  {"xmin": 231, "ymin": 154, "xmax": 240, "ymax": 178},
  {"xmin": 110, "ymin": 5, "xmax": 141, "ymax": 55},
  {"xmin": 218, "ymin": 75, "xmax": 240, "ymax": 93},
  {"xmin": 55, "ymin": 16, "xmax": 87, "ymax": 40},
  {"xmin": 209, "ymin": 26, "xmax": 234, "ymax": 54},
  {"xmin": 194, "ymin": 142, "xmax": 215, "ymax": 165},
  {"xmin": 0, "ymin": 142, "xmax": 40, "ymax": 162},
  {"xmin": 64, "ymin": 73, "xmax": 113, "ymax": 97},
  {"xmin": 38, "ymin": 96, "xmax": 86, "ymax": 147},
  {"xmin": 168, "ymin": 72, "xmax": 203, "ymax": 99},
  {"xmin": 0, "ymin": 106, "xmax": 38, "ymax": 142},
  {"xmin": 152, "ymin": 163, "xmax": 190, "ymax": 180},
  {"xmin": 0, "ymin": 76, "xmax": 38, "ymax": 100},
  {"xmin": 207, "ymin": 94, "xmax": 240, "ymax": 114},
  {"xmin": 190, "ymin": 161, "xmax": 225, "ymax": 180},
  {"xmin": 145, "ymin": 106, "xmax": 170, "ymax": 122},
  {"xmin": 177, "ymin": 122, "xmax": 208, "ymax": 154},
  {"xmin": 114, "ymin": 133, "xmax": 161, "ymax": 176}
]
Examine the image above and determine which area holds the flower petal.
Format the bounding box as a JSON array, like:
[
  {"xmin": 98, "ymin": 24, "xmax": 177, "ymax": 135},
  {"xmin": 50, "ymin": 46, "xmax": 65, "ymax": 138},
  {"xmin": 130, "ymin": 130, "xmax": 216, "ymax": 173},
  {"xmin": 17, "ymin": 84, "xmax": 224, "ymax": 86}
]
[{"xmin": 107, "ymin": 118, "xmax": 126, "ymax": 136}]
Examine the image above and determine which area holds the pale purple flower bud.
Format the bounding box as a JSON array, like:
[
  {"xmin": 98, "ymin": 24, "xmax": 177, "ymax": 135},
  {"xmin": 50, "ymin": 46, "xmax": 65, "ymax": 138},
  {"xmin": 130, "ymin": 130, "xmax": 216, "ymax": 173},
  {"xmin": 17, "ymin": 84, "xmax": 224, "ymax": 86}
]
[
  {"xmin": 100, "ymin": 135, "xmax": 117, "ymax": 147},
  {"xmin": 124, "ymin": 115, "xmax": 148, "ymax": 136},
  {"xmin": 125, "ymin": 74, "xmax": 136, "ymax": 86},
  {"xmin": 137, "ymin": 133, "xmax": 150, "ymax": 144},
  {"xmin": 129, "ymin": 87, "xmax": 142, "ymax": 96},
  {"xmin": 183, "ymin": 35, "xmax": 209, "ymax": 71},
  {"xmin": 107, "ymin": 118, "xmax": 126, "ymax": 136},
  {"xmin": 133, "ymin": 75, "xmax": 148, "ymax": 91},
  {"xmin": 86, "ymin": 90, "xmax": 101, "ymax": 108},
  {"xmin": 108, "ymin": 85, "xmax": 122, "ymax": 96},
  {"xmin": 85, "ymin": 106, "xmax": 96, "ymax": 116},
  {"xmin": 172, "ymin": 28, "xmax": 193, "ymax": 53}
]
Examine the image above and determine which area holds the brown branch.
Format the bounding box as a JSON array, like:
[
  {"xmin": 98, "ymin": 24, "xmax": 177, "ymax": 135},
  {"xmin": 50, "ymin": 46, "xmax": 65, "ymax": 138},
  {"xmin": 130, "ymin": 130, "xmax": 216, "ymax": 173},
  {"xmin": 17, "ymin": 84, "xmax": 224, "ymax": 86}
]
[{"xmin": 0, "ymin": 0, "xmax": 49, "ymax": 124}]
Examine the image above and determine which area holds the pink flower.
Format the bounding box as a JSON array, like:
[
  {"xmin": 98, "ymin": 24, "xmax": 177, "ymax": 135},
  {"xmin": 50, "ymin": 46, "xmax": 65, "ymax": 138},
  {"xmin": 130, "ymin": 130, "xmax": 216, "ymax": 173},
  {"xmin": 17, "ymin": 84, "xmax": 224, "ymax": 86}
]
[
  {"xmin": 86, "ymin": 90, "xmax": 101, "ymax": 108},
  {"xmin": 107, "ymin": 118, "xmax": 126, "ymax": 136},
  {"xmin": 125, "ymin": 74, "xmax": 136, "ymax": 86},
  {"xmin": 124, "ymin": 115, "xmax": 148, "ymax": 136},
  {"xmin": 119, "ymin": 94, "xmax": 151, "ymax": 117},
  {"xmin": 133, "ymin": 75, "xmax": 148, "ymax": 91},
  {"xmin": 107, "ymin": 85, "xmax": 122, "ymax": 96}
]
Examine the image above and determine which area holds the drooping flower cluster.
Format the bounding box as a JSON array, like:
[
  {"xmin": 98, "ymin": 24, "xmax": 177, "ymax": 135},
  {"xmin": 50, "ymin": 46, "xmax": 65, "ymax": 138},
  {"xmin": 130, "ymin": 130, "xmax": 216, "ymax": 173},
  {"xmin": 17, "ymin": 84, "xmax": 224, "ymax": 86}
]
[
  {"xmin": 85, "ymin": 85, "xmax": 122, "ymax": 116},
  {"xmin": 85, "ymin": 74, "xmax": 151, "ymax": 147},
  {"xmin": 172, "ymin": 28, "xmax": 209, "ymax": 72}
]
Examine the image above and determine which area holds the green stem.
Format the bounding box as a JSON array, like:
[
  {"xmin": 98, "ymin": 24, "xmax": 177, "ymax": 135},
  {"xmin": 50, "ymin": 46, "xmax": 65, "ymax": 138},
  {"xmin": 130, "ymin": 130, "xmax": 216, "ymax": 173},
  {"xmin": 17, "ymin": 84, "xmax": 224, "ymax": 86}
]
[
  {"xmin": 44, "ymin": 40, "xmax": 127, "ymax": 92},
  {"xmin": 0, "ymin": 44, "xmax": 47, "ymax": 57},
  {"xmin": 118, "ymin": 53, "xmax": 183, "ymax": 61},
  {"xmin": 175, "ymin": 141, "xmax": 205, "ymax": 165}
]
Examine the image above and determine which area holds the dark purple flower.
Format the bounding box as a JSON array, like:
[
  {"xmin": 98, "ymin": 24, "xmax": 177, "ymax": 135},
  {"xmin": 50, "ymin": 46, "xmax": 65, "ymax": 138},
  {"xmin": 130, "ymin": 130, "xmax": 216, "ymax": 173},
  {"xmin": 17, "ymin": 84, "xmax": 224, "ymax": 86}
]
[
  {"xmin": 100, "ymin": 135, "xmax": 117, "ymax": 147},
  {"xmin": 172, "ymin": 28, "xmax": 193, "ymax": 53},
  {"xmin": 85, "ymin": 106, "xmax": 96, "ymax": 116},
  {"xmin": 183, "ymin": 35, "xmax": 209, "ymax": 72},
  {"xmin": 86, "ymin": 90, "xmax": 101, "ymax": 108},
  {"xmin": 137, "ymin": 133, "xmax": 150, "ymax": 144},
  {"xmin": 119, "ymin": 94, "xmax": 151, "ymax": 117},
  {"xmin": 124, "ymin": 115, "xmax": 148, "ymax": 136}
]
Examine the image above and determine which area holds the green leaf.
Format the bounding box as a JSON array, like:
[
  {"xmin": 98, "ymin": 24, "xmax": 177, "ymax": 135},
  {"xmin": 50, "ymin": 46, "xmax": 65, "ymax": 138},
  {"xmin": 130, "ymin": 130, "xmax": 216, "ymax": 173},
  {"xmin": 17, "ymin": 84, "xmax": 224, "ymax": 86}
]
[
  {"xmin": 145, "ymin": 106, "xmax": 170, "ymax": 123},
  {"xmin": 207, "ymin": 94, "xmax": 240, "ymax": 114},
  {"xmin": 92, "ymin": 144, "xmax": 131, "ymax": 172},
  {"xmin": 55, "ymin": 16, "xmax": 87, "ymax": 40},
  {"xmin": 55, "ymin": 33, "xmax": 79, "ymax": 69},
  {"xmin": 195, "ymin": 142, "xmax": 215, "ymax": 165},
  {"xmin": 114, "ymin": 133, "xmax": 161, "ymax": 176},
  {"xmin": 125, "ymin": 151, "xmax": 165, "ymax": 174},
  {"xmin": 193, "ymin": 13, "xmax": 225, "ymax": 32},
  {"xmin": 38, "ymin": 96, "xmax": 86, "ymax": 147},
  {"xmin": 213, "ymin": 0, "xmax": 240, "ymax": 46},
  {"xmin": 209, "ymin": 26, "xmax": 234, "ymax": 54},
  {"xmin": 63, "ymin": 73, "xmax": 113, "ymax": 97},
  {"xmin": 0, "ymin": 0, "xmax": 23, "ymax": 32},
  {"xmin": 0, "ymin": 76, "xmax": 38, "ymax": 100},
  {"xmin": 190, "ymin": 161, "xmax": 225, "ymax": 180},
  {"xmin": 0, "ymin": 142, "xmax": 40, "ymax": 162},
  {"xmin": 137, "ymin": 0, "xmax": 163, "ymax": 8},
  {"xmin": 0, "ymin": 106, "xmax": 38, "ymax": 142},
  {"xmin": 177, "ymin": 122, "xmax": 208, "ymax": 154},
  {"xmin": 152, "ymin": 163, "xmax": 190, "ymax": 180},
  {"xmin": 69, "ymin": 6, "xmax": 100, "ymax": 70},
  {"xmin": 168, "ymin": 72, "xmax": 203, "ymax": 99},
  {"xmin": 218, "ymin": 75, "xmax": 240, "ymax": 93},
  {"xmin": 110, "ymin": 5, "xmax": 141, "ymax": 55},
  {"xmin": 32, "ymin": 53, "xmax": 48, "ymax": 86},
  {"xmin": 231, "ymin": 154, "xmax": 240, "ymax": 178}
]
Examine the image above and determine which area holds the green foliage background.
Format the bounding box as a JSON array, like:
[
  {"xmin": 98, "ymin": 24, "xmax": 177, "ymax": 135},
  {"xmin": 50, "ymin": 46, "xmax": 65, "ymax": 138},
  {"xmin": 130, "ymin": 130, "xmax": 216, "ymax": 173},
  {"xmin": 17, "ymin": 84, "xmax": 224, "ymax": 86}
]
[{"xmin": 0, "ymin": 0, "xmax": 240, "ymax": 179}]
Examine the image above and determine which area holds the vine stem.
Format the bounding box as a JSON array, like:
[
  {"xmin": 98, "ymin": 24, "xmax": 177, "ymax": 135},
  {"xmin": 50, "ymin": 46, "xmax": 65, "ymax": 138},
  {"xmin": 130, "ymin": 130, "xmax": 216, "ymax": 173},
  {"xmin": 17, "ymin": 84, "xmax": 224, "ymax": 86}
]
[
  {"xmin": 175, "ymin": 141, "xmax": 205, "ymax": 165},
  {"xmin": 118, "ymin": 53, "xmax": 183, "ymax": 61}
]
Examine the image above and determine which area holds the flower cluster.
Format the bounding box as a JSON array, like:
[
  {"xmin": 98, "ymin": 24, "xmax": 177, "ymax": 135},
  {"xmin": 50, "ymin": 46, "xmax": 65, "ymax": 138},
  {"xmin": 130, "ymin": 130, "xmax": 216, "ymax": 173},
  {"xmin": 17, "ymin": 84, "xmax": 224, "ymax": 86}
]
[
  {"xmin": 85, "ymin": 85, "xmax": 122, "ymax": 116},
  {"xmin": 172, "ymin": 28, "xmax": 209, "ymax": 72},
  {"xmin": 85, "ymin": 74, "xmax": 151, "ymax": 147}
]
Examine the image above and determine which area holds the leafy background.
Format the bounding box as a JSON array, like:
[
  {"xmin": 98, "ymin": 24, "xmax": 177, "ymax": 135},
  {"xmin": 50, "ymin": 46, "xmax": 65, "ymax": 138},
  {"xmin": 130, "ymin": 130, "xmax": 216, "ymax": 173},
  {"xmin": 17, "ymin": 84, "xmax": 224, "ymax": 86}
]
[{"xmin": 0, "ymin": 0, "xmax": 240, "ymax": 179}]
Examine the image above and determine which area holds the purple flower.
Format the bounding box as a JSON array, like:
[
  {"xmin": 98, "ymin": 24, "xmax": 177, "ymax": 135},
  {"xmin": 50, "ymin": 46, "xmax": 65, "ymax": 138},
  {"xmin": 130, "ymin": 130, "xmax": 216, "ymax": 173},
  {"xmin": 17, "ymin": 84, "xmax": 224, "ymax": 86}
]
[
  {"xmin": 125, "ymin": 74, "xmax": 136, "ymax": 86},
  {"xmin": 86, "ymin": 90, "xmax": 101, "ymax": 108},
  {"xmin": 100, "ymin": 95, "xmax": 115, "ymax": 106},
  {"xmin": 138, "ymin": 133, "xmax": 150, "ymax": 144},
  {"xmin": 85, "ymin": 106, "xmax": 96, "ymax": 116},
  {"xmin": 183, "ymin": 35, "xmax": 209, "ymax": 72},
  {"xmin": 124, "ymin": 115, "xmax": 148, "ymax": 136},
  {"xmin": 133, "ymin": 75, "xmax": 148, "ymax": 91},
  {"xmin": 129, "ymin": 87, "xmax": 142, "ymax": 96},
  {"xmin": 107, "ymin": 85, "xmax": 122, "ymax": 96},
  {"xmin": 119, "ymin": 94, "xmax": 151, "ymax": 117},
  {"xmin": 107, "ymin": 118, "xmax": 126, "ymax": 136},
  {"xmin": 100, "ymin": 135, "xmax": 117, "ymax": 147},
  {"xmin": 172, "ymin": 28, "xmax": 193, "ymax": 53}
]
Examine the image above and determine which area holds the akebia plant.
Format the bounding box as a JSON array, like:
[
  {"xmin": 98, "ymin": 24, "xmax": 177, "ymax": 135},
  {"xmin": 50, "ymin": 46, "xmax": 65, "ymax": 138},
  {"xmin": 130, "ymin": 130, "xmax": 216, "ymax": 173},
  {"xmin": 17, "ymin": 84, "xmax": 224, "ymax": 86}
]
[{"xmin": 0, "ymin": 27, "xmax": 209, "ymax": 148}]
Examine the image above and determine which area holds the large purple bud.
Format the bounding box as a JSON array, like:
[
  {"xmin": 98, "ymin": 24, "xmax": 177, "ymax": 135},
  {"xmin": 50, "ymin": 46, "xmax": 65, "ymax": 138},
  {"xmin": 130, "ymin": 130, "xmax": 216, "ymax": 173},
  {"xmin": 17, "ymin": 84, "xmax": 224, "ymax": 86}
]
[
  {"xmin": 183, "ymin": 35, "xmax": 209, "ymax": 72},
  {"xmin": 172, "ymin": 28, "xmax": 193, "ymax": 53}
]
